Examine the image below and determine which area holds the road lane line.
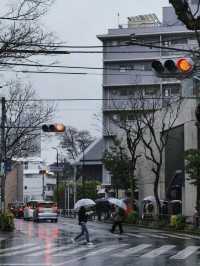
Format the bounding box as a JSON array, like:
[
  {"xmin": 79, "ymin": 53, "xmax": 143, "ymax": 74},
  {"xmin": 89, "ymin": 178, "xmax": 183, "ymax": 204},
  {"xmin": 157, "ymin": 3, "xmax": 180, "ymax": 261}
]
[
  {"xmin": 113, "ymin": 244, "xmax": 152, "ymax": 257},
  {"xmin": 0, "ymin": 243, "xmax": 36, "ymax": 253},
  {"xmin": 141, "ymin": 245, "xmax": 176, "ymax": 258},
  {"xmin": 125, "ymin": 233, "xmax": 145, "ymax": 238},
  {"xmin": 160, "ymin": 233, "xmax": 191, "ymax": 240},
  {"xmin": 0, "ymin": 245, "xmax": 46, "ymax": 257},
  {"xmin": 27, "ymin": 244, "xmax": 74, "ymax": 256},
  {"xmin": 170, "ymin": 246, "xmax": 200, "ymax": 260}
]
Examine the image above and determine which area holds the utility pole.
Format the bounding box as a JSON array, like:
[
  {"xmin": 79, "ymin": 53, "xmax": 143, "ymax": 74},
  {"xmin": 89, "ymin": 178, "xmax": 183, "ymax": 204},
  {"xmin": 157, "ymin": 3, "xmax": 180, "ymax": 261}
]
[
  {"xmin": 56, "ymin": 150, "xmax": 59, "ymax": 207},
  {"xmin": 1, "ymin": 97, "xmax": 6, "ymax": 212}
]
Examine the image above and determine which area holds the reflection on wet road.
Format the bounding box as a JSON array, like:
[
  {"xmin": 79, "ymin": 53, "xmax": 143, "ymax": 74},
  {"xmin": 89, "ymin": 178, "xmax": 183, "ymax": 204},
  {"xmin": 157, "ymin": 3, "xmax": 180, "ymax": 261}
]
[{"xmin": 0, "ymin": 218, "xmax": 199, "ymax": 265}]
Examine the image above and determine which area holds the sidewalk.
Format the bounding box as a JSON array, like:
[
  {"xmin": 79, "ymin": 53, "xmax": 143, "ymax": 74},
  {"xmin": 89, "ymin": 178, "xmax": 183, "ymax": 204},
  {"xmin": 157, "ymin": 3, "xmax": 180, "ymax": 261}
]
[{"xmin": 61, "ymin": 216, "xmax": 200, "ymax": 236}]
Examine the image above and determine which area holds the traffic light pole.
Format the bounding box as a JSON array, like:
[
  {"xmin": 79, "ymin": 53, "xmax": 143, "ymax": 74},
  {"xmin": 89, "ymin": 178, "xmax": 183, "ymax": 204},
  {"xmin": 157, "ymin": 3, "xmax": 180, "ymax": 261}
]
[{"xmin": 1, "ymin": 97, "xmax": 6, "ymax": 212}]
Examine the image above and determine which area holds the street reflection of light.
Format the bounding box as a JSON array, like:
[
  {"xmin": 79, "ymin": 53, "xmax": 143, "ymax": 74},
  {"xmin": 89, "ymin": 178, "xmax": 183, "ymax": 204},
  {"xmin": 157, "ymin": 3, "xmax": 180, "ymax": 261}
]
[
  {"xmin": 36, "ymin": 224, "xmax": 60, "ymax": 265},
  {"xmin": 27, "ymin": 222, "xmax": 33, "ymax": 238},
  {"xmin": 44, "ymin": 240, "xmax": 53, "ymax": 265}
]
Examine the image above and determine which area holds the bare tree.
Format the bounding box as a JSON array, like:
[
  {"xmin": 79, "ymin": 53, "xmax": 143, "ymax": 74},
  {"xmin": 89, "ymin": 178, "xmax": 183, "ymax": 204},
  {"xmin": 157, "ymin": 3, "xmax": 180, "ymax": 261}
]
[
  {"xmin": 0, "ymin": 0, "xmax": 56, "ymax": 66},
  {"xmin": 104, "ymin": 96, "xmax": 144, "ymax": 206},
  {"xmin": 140, "ymin": 96, "xmax": 182, "ymax": 215},
  {"xmin": 5, "ymin": 80, "xmax": 55, "ymax": 159},
  {"xmin": 59, "ymin": 126, "xmax": 95, "ymax": 161}
]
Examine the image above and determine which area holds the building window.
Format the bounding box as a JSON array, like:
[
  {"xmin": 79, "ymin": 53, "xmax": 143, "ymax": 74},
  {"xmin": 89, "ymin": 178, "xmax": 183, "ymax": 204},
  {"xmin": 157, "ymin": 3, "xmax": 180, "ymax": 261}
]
[
  {"xmin": 24, "ymin": 162, "xmax": 28, "ymax": 169},
  {"xmin": 119, "ymin": 65, "xmax": 126, "ymax": 72}
]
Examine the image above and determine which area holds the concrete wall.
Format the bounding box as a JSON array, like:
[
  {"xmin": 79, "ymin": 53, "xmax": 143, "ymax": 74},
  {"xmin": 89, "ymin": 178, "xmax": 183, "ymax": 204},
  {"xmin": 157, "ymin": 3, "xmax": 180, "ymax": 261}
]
[{"xmin": 5, "ymin": 162, "xmax": 23, "ymax": 208}]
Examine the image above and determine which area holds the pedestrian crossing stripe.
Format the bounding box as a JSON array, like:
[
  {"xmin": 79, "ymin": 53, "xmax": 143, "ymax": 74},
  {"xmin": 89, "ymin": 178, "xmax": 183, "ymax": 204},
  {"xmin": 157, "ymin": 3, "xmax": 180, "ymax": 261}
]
[
  {"xmin": 0, "ymin": 243, "xmax": 36, "ymax": 254},
  {"xmin": 0, "ymin": 244, "xmax": 54, "ymax": 257},
  {"xmin": 143, "ymin": 233, "xmax": 168, "ymax": 239},
  {"xmin": 113, "ymin": 244, "xmax": 152, "ymax": 257},
  {"xmin": 170, "ymin": 246, "xmax": 200, "ymax": 260},
  {"xmin": 0, "ymin": 242, "xmax": 200, "ymax": 260},
  {"xmin": 124, "ymin": 233, "xmax": 145, "ymax": 238},
  {"xmin": 160, "ymin": 233, "xmax": 191, "ymax": 240},
  {"xmin": 54, "ymin": 246, "xmax": 92, "ymax": 256},
  {"xmin": 27, "ymin": 244, "xmax": 75, "ymax": 256},
  {"xmin": 141, "ymin": 245, "xmax": 176, "ymax": 258}
]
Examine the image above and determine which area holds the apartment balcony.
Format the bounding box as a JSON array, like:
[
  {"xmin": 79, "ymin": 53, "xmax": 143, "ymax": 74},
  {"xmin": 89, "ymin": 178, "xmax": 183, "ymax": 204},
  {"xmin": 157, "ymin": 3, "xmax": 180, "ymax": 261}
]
[
  {"xmin": 103, "ymin": 98, "xmax": 162, "ymax": 111},
  {"xmin": 103, "ymin": 45, "xmax": 161, "ymax": 62},
  {"xmin": 103, "ymin": 71, "xmax": 164, "ymax": 87}
]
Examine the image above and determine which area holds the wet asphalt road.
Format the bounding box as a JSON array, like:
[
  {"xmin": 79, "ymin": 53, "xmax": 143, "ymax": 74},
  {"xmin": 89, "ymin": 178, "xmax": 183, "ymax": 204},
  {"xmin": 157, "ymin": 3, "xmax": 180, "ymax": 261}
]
[{"xmin": 0, "ymin": 218, "xmax": 199, "ymax": 265}]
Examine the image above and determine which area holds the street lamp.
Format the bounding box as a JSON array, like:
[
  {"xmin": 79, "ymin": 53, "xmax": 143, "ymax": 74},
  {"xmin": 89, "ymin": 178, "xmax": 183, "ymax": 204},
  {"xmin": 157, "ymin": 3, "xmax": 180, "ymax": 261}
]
[{"xmin": 52, "ymin": 147, "xmax": 59, "ymax": 207}]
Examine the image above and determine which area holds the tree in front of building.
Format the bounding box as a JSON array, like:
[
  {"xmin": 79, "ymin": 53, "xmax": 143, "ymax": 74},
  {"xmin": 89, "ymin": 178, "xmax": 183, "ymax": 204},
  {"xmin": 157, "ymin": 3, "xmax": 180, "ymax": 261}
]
[
  {"xmin": 76, "ymin": 180, "xmax": 100, "ymax": 201},
  {"xmin": 185, "ymin": 149, "xmax": 200, "ymax": 212},
  {"xmin": 141, "ymin": 97, "xmax": 182, "ymax": 216},
  {"xmin": 103, "ymin": 97, "xmax": 145, "ymax": 205},
  {"xmin": 103, "ymin": 140, "xmax": 131, "ymax": 196},
  {"xmin": 59, "ymin": 126, "xmax": 95, "ymax": 161}
]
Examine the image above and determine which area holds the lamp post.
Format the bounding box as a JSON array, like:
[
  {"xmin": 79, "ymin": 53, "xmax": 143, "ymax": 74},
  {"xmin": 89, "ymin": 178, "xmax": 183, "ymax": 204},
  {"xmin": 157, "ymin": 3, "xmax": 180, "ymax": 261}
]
[{"xmin": 52, "ymin": 147, "xmax": 59, "ymax": 207}]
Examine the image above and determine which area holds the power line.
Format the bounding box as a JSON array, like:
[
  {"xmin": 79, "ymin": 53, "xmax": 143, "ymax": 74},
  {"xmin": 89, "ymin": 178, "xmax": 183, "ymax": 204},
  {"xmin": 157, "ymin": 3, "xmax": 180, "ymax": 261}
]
[
  {"xmin": 4, "ymin": 96, "xmax": 193, "ymax": 102},
  {"xmin": 0, "ymin": 49, "xmax": 70, "ymax": 55},
  {"xmin": 0, "ymin": 62, "xmax": 154, "ymax": 72},
  {"xmin": 16, "ymin": 70, "xmax": 154, "ymax": 76},
  {"xmin": 0, "ymin": 43, "xmax": 194, "ymax": 54}
]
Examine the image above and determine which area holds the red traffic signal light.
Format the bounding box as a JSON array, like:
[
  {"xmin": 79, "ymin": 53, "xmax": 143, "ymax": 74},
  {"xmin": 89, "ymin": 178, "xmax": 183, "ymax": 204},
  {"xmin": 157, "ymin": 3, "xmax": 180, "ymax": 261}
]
[
  {"xmin": 42, "ymin": 123, "xmax": 65, "ymax": 133},
  {"xmin": 152, "ymin": 58, "xmax": 194, "ymax": 78}
]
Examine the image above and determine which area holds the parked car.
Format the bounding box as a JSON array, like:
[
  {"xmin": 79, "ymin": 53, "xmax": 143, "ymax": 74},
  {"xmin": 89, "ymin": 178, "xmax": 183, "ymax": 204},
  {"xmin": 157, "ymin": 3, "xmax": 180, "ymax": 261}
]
[
  {"xmin": 33, "ymin": 201, "xmax": 58, "ymax": 223},
  {"xmin": 8, "ymin": 202, "xmax": 24, "ymax": 218}
]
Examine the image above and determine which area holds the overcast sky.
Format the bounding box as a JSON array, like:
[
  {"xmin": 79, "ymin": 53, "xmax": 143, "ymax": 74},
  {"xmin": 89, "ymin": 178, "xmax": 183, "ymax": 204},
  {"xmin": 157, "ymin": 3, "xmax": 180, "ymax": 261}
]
[{"xmin": 2, "ymin": 0, "xmax": 170, "ymax": 163}]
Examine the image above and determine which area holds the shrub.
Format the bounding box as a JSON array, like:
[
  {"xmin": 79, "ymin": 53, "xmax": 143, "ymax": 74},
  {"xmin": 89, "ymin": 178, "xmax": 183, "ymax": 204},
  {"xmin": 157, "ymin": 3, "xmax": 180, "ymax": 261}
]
[
  {"xmin": 170, "ymin": 214, "xmax": 186, "ymax": 230},
  {"xmin": 125, "ymin": 211, "xmax": 139, "ymax": 224},
  {"xmin": 0, "ymin": 212, "xmax": 15, "ymax": 231},
  {"xmin": 176, "ymin": 215, "xmax": 186, "ymax": 230}
]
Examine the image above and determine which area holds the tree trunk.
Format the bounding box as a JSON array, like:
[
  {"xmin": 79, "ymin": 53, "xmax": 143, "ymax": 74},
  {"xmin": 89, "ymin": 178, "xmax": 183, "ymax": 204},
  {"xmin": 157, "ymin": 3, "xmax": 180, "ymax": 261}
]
[
  {"xmin": 154, "ymin": 174, "xmax": 161, "ymax": 218},
  {"xmin": 130, "ymin": 176, "xmax": 135, "ymax": 209},
  {"xmin": 197, "ymin": 183, "xmax": 200, "ymax": 213}
]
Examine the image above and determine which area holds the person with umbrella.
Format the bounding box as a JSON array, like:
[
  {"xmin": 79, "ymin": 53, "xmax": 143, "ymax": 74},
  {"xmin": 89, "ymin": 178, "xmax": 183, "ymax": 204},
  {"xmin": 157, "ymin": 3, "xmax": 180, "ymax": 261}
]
[
  {"xmin": 72, "ymin": 199, "xmax": 95, "ymax": 246},
  {"xmin": 108, "ymin": 198, "xmax": 127, "ymax": 234}
]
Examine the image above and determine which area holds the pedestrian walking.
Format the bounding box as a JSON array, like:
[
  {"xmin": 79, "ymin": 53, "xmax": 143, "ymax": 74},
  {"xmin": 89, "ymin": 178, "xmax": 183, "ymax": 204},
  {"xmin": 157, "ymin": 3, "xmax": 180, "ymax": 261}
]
[
  {"xmin": 110, "ymin": 206, "xmax": 125, "ymax": 234},
  {"xmin": 71, "ymin": 206, "xmax": 93, "ymax": 245}
]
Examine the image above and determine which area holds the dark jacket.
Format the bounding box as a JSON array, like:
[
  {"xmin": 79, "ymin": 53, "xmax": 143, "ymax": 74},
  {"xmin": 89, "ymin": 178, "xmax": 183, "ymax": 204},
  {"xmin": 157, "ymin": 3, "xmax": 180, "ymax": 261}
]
[{"xmin": 78, "ymin": 207, "xmax": 88, "ymax": 224}]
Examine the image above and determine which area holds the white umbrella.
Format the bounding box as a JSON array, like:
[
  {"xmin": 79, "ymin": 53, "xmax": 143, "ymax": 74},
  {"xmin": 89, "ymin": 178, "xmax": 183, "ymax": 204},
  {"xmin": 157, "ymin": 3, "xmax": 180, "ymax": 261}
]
[
  {"xmin": 143, "ymin": 196, "xmax": 156, "ymax": 202},
  {"xmin": 74, "ymin": 198, "xmax": 96, "ymax": 210},
  {"xmin": 108, "ymin": 198, "xmax": 127, "ymax": 210}
]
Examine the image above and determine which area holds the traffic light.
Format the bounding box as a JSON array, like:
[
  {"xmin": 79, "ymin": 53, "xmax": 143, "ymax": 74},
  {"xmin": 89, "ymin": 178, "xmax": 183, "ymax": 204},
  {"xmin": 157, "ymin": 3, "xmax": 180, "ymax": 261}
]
[
  {"xmin": 152, "ymin": 58, "xmax": 194, "ymax": 78},
  {"xmin": 42, "ymin": 123, "xmax": 65, "ymax": 132}
]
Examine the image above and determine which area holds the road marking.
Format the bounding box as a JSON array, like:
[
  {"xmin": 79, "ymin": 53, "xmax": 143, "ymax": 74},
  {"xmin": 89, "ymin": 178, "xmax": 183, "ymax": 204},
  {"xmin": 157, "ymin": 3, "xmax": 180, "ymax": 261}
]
[
  {"xmin": 144, "ymin": 233, "xmax": 168, "ymax": 239},
  {"xmin": 27, "ymin": 244, "xmax": 74, "ymax": 256},
  {"xmin": 113, "ymin": 244, "xmax": 152, "ymax": 257},
  {"xmin": 175, "ymin": 233, "xmax": 200, "ymax": 240},
  {"xmin": 0, "ymin": 245, "xmax": 45, "ymax": 257},
  {"xmin": 161, "ymin": 233, "xmax": 191, "ymax": 240},
  {"xmin": 0, "ymin": 243, "xmax": 36, "ymax": 253},
  {"xmin": 141, "ymin": 245, "xmax": 176, "ymax": 258},
  {"xmin": 170, "ymin": 246, "xmax": 200, "ymax": 260},
  {"xmin": 78, "ymin": 244, "xmax": 128, "ymax": 258},
  {"xmin": 125, "ymin": 233, "xmax": 145, "ymax": 238},
  {"xmin": 54, "ymin": 246, "xmax": 91, "ymax": 256}
]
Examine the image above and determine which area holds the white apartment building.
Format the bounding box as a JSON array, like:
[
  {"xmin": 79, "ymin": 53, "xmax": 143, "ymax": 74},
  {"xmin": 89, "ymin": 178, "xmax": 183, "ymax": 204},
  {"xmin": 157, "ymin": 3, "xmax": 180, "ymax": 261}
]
[
  {"xmin": 97, "ymin": 2, "xmax": 200, "ymax": 216},
  {"xmin": 17, "ymin": 157, "xmax": 56, "ymax": 202}
]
